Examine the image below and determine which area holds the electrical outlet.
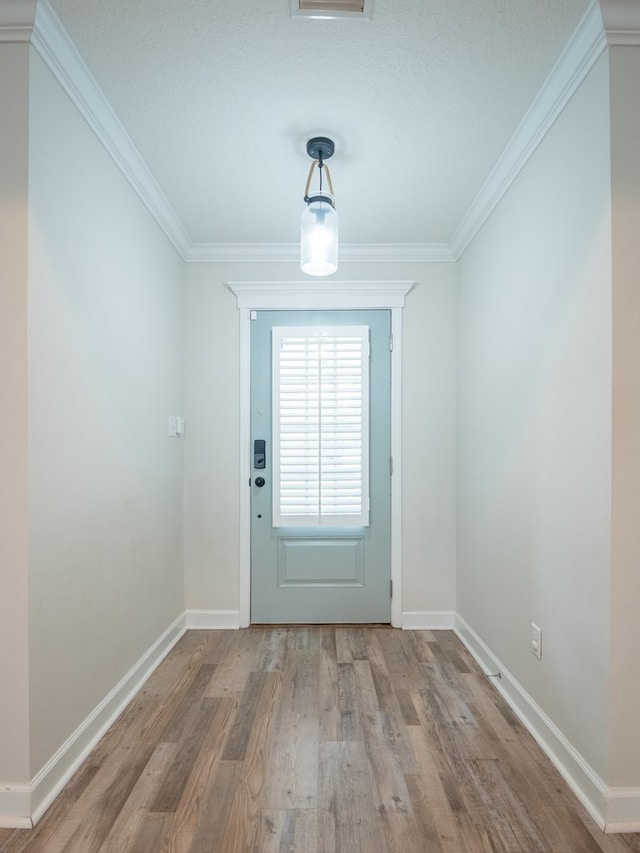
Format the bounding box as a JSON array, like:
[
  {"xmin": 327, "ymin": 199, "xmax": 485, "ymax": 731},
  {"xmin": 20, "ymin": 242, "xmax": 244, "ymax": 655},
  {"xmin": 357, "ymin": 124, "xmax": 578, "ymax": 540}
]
[{"xmin": 531, "ymin": 623, "xmax": 542, "ymax": 660}]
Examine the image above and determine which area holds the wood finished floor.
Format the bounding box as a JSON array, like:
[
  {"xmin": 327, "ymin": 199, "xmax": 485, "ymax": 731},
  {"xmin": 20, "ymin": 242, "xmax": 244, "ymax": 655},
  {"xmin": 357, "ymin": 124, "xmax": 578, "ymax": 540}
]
[{"xmin": 1, "ymin": 627, "xmax": 639, "ymax": 853}]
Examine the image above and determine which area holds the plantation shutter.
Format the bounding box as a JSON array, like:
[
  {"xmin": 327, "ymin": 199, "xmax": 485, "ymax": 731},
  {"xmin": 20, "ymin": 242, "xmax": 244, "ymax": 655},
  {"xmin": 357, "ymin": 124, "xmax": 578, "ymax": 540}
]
[{"xmin": 272, "ymin": 325, "xmax": 370, "ymax": 527}]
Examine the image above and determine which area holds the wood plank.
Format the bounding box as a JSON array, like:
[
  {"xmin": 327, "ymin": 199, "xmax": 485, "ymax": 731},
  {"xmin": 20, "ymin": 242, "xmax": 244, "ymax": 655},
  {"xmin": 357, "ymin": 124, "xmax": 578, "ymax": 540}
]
[
  {"xmin": 205, "ymin": 629, "xmax": 262, "ymax": 699},
  {"xmin": 221, "ymin": 671, "xmax": 266, "ymax": 761},
  {"xmin": 95, "ymin": 742, "xmax": 178, "ymax": 853},
  {"xmin": 364, "ymin": 630, "xmax": 402, "ymax": 714},
  {"xmin": 253, "ymin": 808, "xmax": 317, "ymax": 853},
  {"xmin": 407, "ymin": 724, "xmax": 475, "ymax": 853},
  {"xmin": 405, "ymin": 628, "xmax": 441, "ymax": 664},
  {"xmin": 149, "ymin": 696, "xmax": 220, "ymax": 814},
  {"xmin": 318, "ymin": 740, "xmax": 388, "ymax": 853},
  {"xmin": 142, "ymin": 631, "xmax": 212, "ymax": 697},
  {"xmin": 337, "ymin": 661, "xmax": 362, "ymax": 740},
  {"xmin": 396, "ymin": 686, "xmax": 421, "ymax": 726},
  {"xmin": 410, "ymin": 688, "xmax": 492, "ymax": 852},
  {"xmin": 159, "ymin": 664, "xmax": 216, "ymax": 745},
  {"xmin": 380, "ymin": 628, "xmax": 428, "ymax": 690},
  {"xmin": 351, "ymin": 659, "xmax": 423, "ymax": 849},
  {"xmin": 262, "ymin": 647, "xmax": 319, "ymax": 809},
  {"xmin": 335, "ymin": 626, "xmax": 354, "ymax": 663},
  {"xmin": 216, "ymin": 671, "xmax": 283, "ymax": 853},
  {"xmin": 255, "ymin": 626, "xmax": 289, "ymax": 672},
  {"xmin": 380, "ymin": 707, "xmax": 418, "ymax": 775},
  {"xmin": 285, "ymin": 625, "xmax": 319, "ymax": 652},
  {"xmin": 200, "ymin": 628, "xmax": 237, "ymax": 666},
  {"xmin": 458, "ymin": 756, "xmax": 548, "ymax": 852},
  {"xmin": 137, "ymin": 649, "xmax": 214, "ymax": 749},
  {"xmin": 126, "ymin": 813, "xmax": 173, "ymax": 853},
  {"xmin": 158, "ymin": 698, "xmax": 237, "ymax": 853},
  {"xmin": 404, "ymin": 772, "xmax": 446, "ymax": 853},
  {"xmin": 167, "ymin": 759, "xmax": 242, "ymax": 853},
  {"xmin": 26, "ymin": 742, "xmax": 156, "ymax": 853},
  {"xmin": 346, "ymin": 626, "xmax": 369, "ymax": 660},
  {"xmin": 318, "ymin": 626, "xmax": 341, "ymax": 741}
]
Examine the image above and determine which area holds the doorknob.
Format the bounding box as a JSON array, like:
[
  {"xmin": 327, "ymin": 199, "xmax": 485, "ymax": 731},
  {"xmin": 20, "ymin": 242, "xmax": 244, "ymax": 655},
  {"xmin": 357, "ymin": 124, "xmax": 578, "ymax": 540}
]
[{"xmin": 254, "ymin": 476, "xmax": 266, "ymax": 488}]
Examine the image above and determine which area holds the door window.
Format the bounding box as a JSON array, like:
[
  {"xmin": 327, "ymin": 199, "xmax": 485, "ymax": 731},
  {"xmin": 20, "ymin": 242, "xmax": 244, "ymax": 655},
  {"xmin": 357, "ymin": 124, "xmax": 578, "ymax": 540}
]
[{"xmin": 272, "ymin": 325, "xmax": 369, "ymax": 527}]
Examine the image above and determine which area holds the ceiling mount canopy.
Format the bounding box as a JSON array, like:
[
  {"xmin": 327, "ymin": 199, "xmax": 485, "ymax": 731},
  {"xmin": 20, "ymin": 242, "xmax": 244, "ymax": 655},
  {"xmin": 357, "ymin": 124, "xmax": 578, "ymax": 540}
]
[
  {"xmin": 301, "ymin": 136, "xmax": 339, "ymax": 277},
  {"xmin": 306, "ymin": 136, "xmax": 335, "ymax": 161}
]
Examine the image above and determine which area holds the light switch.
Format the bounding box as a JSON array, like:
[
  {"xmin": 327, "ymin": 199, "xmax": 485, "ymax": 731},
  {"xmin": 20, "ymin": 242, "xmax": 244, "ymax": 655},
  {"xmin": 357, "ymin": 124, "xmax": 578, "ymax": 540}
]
[{"xmin": 531, "ymin": 623, "xmax": 542, "ymax": 660}]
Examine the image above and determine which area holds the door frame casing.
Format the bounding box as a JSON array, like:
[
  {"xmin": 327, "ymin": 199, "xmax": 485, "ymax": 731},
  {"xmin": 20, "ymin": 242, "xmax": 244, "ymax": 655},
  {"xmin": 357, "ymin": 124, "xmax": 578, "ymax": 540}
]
[{"xmin": 227, "ymin": 280, "xmax": 415, "ymax": 628}]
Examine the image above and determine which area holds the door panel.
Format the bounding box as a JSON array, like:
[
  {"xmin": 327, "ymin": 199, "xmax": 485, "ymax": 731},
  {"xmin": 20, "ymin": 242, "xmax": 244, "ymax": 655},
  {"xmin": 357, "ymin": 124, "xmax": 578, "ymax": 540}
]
[{"xmin": 250, "ymin": 310, "xmax": 391, "ymax": 623}]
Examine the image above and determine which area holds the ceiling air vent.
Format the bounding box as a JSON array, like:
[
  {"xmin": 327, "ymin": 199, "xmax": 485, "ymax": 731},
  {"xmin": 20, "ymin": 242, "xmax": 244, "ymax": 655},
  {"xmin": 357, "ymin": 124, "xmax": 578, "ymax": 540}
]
[
  {"xmin": 291, "ymin": 0, "xmax": 373, "ymax": 19},
  {"xmin": 301, "ymin": 0, "xmax": 363, "ymax": 10}
]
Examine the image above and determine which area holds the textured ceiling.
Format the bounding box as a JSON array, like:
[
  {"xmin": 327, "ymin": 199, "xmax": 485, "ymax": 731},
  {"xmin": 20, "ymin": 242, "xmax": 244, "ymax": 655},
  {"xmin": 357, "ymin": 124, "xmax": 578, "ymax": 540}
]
[{"xmin": 46, "ymin": 0, "xmax": 590, "ymax": 247}]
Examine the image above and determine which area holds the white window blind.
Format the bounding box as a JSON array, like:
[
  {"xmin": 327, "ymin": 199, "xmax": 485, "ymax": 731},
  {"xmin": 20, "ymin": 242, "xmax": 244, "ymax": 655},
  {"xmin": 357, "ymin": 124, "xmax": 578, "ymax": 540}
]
[{"xmin": 272, "ymin": 325, "xmax": 370, "ymax": 527}]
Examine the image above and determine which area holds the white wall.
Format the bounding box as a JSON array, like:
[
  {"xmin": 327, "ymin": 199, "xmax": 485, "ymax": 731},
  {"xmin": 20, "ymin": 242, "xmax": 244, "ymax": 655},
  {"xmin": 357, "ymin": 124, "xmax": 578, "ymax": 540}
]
[
  {"xmin": 402, "ymin": 265, "xmax": 458, "ymax": 614},
  {"xmin": 182, "ymin": 261, "xmax": 458, "ymax": 621},
  {"xmin": 608, "ymin": 44, "xmax": 640, "ymax": 789},
  {"xmin": 182, "ymin": 264, "xmax": 241, "ymax": 611},
  {"xmin": 0, "ymin": 42, "xmax": 31, "ymax": 790},
  {"xmin": 26, "ymin": 52, "xmax": 185, "ymax": 775},
  {"xmin": 457, "ymin": 54, "xmax": 613, "ymax": 778}
]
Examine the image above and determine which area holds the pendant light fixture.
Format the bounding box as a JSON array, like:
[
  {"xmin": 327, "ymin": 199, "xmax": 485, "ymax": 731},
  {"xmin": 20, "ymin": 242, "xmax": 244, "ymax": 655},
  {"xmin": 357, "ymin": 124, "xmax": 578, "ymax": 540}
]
[{"xmin": 300, "ymin": 136, "xmax": 338, "ymax": 276}]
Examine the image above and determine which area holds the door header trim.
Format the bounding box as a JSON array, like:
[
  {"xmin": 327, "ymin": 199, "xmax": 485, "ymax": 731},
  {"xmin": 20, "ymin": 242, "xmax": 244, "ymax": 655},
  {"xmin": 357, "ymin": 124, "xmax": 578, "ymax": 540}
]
[{"xmin": 227, "ymin": 280, "xmax": 415, "ymax": 310}]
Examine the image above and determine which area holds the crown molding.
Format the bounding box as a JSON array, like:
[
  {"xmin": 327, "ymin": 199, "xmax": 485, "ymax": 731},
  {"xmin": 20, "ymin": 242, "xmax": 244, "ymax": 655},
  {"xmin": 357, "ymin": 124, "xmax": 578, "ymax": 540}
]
[
  {"xmin": 450, "ymin": 0, "xmax": 607, "ymax": 259},
  {"xmin": 30, "ymin": 0, "xmax": 191, "ymax": 259},
  {"xmin": 334, "ymin": 242, "xmax": 455, "ymax": 262},
  {"xmin": 600, "ymin": 0, "xmax": 640, "ymax": 45},
  {"xmin": 187, "ymin": 242, "xmax": 454, "ymax": 263},
  {"xmin": 0, "ymin": 0, "xmax": 37, "ymax": 42},
  {"xmin": 189, "ymin": 243, "xmax": 298, "ymax": 263}
]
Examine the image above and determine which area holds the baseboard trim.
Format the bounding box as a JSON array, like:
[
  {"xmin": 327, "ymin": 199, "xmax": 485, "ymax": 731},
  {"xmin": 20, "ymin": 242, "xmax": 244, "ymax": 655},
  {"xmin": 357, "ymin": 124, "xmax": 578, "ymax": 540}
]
[
  {"xmin": 402, "ymin": 611, "xmax": 456, "ymax": 630},
  {"xmin": 2, "ymin": 613, "xmax": 188, "ymax": 829},
  {"xmin": 0, "ymin": 789, "xmax": 32, "ymax": 829},
  {"xmin": 454, "ymin": 614, "xmax": 609, "ymax": 831},
  {"xmin": 185, "ymin": 609, "xmax": 240, "ymax": 629},
  {"xmin": 604, "ymin": 788, "xmax": 640, "ymax": 834}
]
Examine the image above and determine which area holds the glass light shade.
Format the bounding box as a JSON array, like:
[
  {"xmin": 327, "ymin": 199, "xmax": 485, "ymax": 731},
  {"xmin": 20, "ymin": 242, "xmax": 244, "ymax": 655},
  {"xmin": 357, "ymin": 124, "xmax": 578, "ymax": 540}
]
[{"xmin": 300, "ymin": 192, "xmax": 338, "ymax": 276}]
